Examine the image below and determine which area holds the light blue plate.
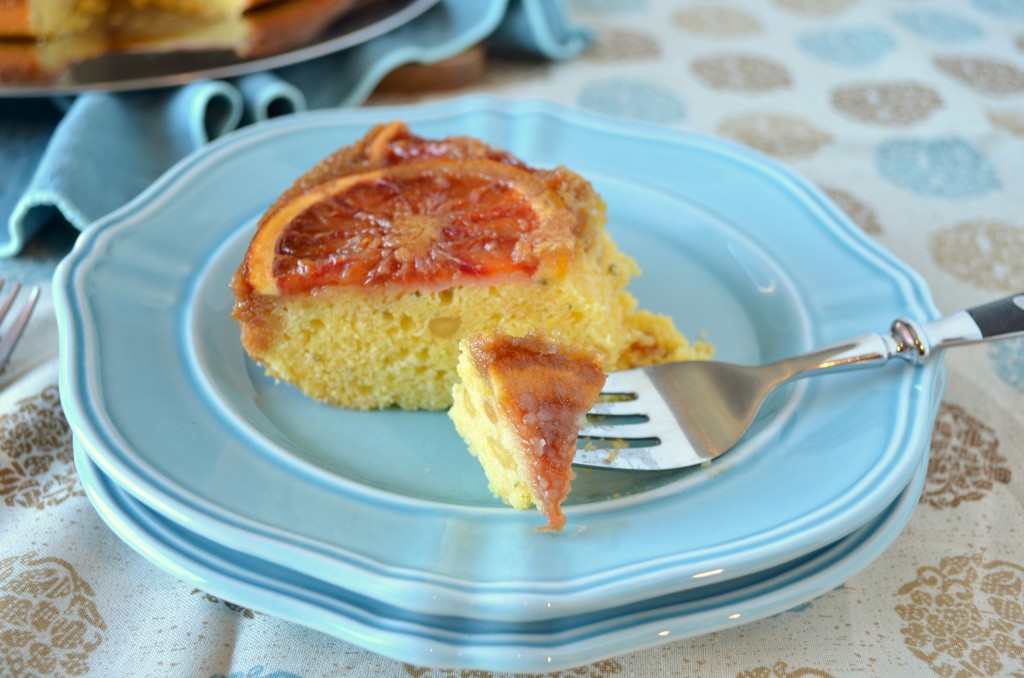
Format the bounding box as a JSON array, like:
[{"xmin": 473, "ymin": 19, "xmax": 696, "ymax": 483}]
[
  {"xmin": 76, "ymin": 443, "xmax": 928, "ymax": 672},
  {"xmin": 55, "ymin": 97, "xmax": 942, "ymax": 622}
]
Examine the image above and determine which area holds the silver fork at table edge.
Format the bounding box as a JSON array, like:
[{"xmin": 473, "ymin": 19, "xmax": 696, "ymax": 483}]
[
  {"xmin": 575, "ymin": 292, "xmax": 1024, "ymax": 471},
  {"xmin": 0, "ymin": 280, "xmax": 41, "ymax": 372}
]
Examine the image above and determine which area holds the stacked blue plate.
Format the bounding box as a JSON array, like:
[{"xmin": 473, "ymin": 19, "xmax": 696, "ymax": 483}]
[{"xmin": 55, "ymin": 98, "xmax": 943, "ymax": 673}]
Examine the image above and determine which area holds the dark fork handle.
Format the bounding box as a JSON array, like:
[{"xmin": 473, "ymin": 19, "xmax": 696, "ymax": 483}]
[
  {"xmin": 917, "ymin": 291, "xmax": 1024, "ymax": 357},
  {"xmin": 965, "ymin": 293, "xmax": 1024, "ymax": 340}
]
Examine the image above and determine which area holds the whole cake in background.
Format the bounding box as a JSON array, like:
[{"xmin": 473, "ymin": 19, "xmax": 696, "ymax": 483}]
[
  {"xmin": 230, "ymin": 120, "xmax": 710, "ymax": 411},
  {"xmin": 0, "ymin": 0, "xmax": 360, "ymax": 83},
  {"xmin": 0, "ymin": 0, "xmax": 279, "ymax": 39}
]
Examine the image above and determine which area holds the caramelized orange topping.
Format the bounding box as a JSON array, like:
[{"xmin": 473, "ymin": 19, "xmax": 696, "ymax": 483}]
[
  {"xmin": 470, "ymin": 330, "xmax": 606, "ymax": 531},
  {"xmin": 364, "ymin": 121, "xmax": 526, "ymax": 168},
  {"xmin": 240, "ymin": 122, "xmax": 579, "ymax": 296}
]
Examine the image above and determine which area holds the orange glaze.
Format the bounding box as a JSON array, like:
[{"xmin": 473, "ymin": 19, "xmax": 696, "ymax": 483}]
[
  {"xmin": 242, "ymin": 122, "xmax": 580, "ymax": 297},
  {"xmin": 470, "ymin": 330, "xmax": 606, "ymax": 531}
]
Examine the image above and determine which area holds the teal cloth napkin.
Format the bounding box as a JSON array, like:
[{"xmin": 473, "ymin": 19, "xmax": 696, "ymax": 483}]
[{"xmin": 0, "ymin": 0, "xmax": 590, "ymax": 258}]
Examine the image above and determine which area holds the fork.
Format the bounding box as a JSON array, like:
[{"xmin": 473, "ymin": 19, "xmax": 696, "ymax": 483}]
[
  {"xmin": 0, "ymin": 279, "xmax": 40, "ymax": 372},
  {"xmin": 575, "ymin": 292, "xmax": 1024, "ymax": 471}
]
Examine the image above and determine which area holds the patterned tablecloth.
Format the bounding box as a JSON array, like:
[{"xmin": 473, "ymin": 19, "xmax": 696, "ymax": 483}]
[{"xmin": 3, "ymin": 0, "xmax": 1024, "ymax": 676}]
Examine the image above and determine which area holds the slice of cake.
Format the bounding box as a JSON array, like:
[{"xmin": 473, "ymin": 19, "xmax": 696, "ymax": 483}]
[
  {"xmin": 231, "ymin": 121, "xmax": 709, "ymax": 410},
  {"xmin": 0, "ymin": 0, "xmax": 277, "ymax": 39},
  {"xmin": 449, "ymin": 329, "xmax": 606, "ymax": 531},
  {"xmin": 0, "ymin": 0, "xmax": 359, "ymax": 84}
]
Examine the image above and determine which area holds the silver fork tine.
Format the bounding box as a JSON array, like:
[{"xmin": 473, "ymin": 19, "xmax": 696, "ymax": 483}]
[
  {"xmin": 0, "ymin": 282, "xmax": 40, "ymax": 371},
  {"xmin": 0, "ymin": 279, "xmax": 18, "ymax": 321},
  {"xmin": 580, "ymin": 368, "xmax": 683, "ymax": 441},
  {"xmin": 580, "ymin": 406, "xmax": 681, "ymax": 440},
  {"xmin": 586, "ymin": 400, "xmax": 640, "ymax": 416},
  {"xmin": 574, "ymin": 443, "xmax": 682, "ymax": 471},
  {"xmin": 600, "ymin": 369, "xmax": 648, "ymax": 393},
  {"xmin": 586, "ymin": 369, "xmax": 651, "ymax": 415},
  {"xmin": 577, "ymin": 362, "xmax": 716, "ymax": 470}
]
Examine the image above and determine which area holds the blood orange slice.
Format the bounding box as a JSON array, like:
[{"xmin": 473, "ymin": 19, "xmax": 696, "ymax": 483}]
[{"xmin": 242, "ymin": 149, "xmax": 579, "ymax": 297}]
